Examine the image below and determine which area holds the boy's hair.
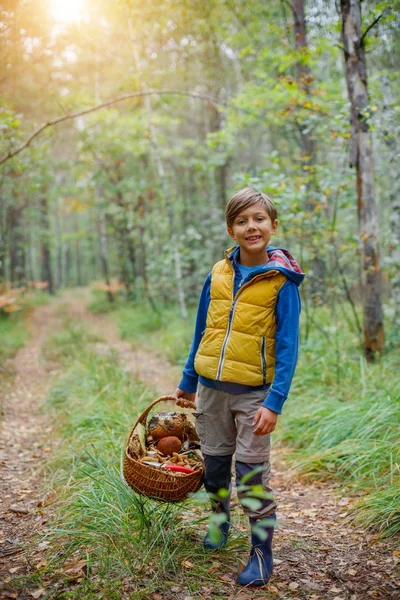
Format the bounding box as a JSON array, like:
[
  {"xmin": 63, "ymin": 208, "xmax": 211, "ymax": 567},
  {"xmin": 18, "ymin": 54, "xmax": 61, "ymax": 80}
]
[{"xmin": 225, "ymin": 187, "xmax": 277, "ymax": 227}]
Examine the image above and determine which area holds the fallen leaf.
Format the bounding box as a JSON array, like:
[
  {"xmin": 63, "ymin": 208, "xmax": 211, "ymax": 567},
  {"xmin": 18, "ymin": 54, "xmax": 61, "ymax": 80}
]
[
  {"xmin": 220, "ymin": 574, "xmax": 234, "ymax": 583},
  {"xmin": 35, "ymin": 561, "xmax": 47, "ymax": 569},
  {"xmin": 64, "ymin": 559, "xmax": 87, "ymax": 576},
  {"xmin": 29, "ymin": 590, "xmax": 45, "ymax": 599},
  {"xmin": 9, "ymin": 567, "xmax": 20, "ymax": 573}
]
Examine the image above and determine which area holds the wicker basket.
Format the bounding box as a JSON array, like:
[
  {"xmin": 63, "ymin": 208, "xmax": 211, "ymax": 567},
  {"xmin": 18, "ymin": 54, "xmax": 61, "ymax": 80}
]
[{"xmin": 123, "ymin": 395, "xmax": 204, "ymax": 502}]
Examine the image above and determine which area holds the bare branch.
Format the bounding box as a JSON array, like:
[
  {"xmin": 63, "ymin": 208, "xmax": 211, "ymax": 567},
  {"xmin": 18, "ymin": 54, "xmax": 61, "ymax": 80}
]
[
  {"xmin": 361, "ymin": 13, "xmax": 384, "ymax": 41},
  {"xmin": 0, "ymin": 89, "xmax": 220, "ymax": 166}
]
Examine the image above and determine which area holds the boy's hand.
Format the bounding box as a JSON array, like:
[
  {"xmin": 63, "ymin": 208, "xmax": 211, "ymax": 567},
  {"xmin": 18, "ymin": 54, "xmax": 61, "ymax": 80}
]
[
  {"xmin": 253, "ymin": 406, "xmax": 278, "ymax": 436},
  {"xmin": 174, "ymin": 388, "xmax": 196, "ymax": 408}
]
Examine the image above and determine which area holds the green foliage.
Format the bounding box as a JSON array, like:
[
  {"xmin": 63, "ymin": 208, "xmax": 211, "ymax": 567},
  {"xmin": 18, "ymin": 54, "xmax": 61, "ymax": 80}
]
[
  {"xmin": 0, "ymin": 290, "xmax": 49, "ymax": 366},
  {"xmin": 112, "ymin": 303, "xmax": 196, "ymax": 366},
  {"xmin": 32, "ymin": 323, "xmax": 249, "ymax": 598},
  {"xmin": 278, "ymin": 308, "xmax": 400, "ymax": 537},
  {"xmin": 0, "ymin": 314, "xmax": 27, "ymax": 364}
]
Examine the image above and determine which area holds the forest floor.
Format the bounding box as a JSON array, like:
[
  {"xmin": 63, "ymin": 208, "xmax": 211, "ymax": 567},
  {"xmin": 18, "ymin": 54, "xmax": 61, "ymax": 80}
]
[{"xmin": 0, "ymin": 290, "xmax": 398, "ymax": 600}]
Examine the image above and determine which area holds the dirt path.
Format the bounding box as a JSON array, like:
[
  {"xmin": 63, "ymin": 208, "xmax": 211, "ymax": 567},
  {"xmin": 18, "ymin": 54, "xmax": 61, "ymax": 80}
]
[
  {"xmin": 0, "ymin": 300, "xmax": 64, "ymax": 589},
  {"xmin": 0, "ymin": 292, "xmax": 398, "ymax": 599}
]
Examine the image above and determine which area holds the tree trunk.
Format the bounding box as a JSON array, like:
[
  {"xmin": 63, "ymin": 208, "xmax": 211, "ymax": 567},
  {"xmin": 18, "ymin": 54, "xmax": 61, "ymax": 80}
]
[
  {"xmin": 340, "ymin": 0, "xmax": 384, "ymax": 359},
  {"xmin": 128, "ymin": 16, "xmax": 188, "ymax": 319},
  {"xmin": 291, "ymin": 0, "xmax": 326, "ymax": 303},
  {"xmin": 55, "ymin": 196, "xmax": 63, "ymax": 288},
  {"xmin": 74, "ymin": 214, "xmax": 83, "ymax": 286},
  {"xmin": 40, "ymin": 196, "xmax": 54, "ymax": 294},
  {"xmin": 98, "ymin": 206, "xmax": 113, "ymax": 303},
  {"xmin": 381, "ymin": 75, "xmax": 400, "ymax": 325},
  {"xmin": 9, "ymin": 205, "xmax": 25, "ymax": 287},
  {"xmin": 0, "ymin": 202, "xmax": 6, "ymax": 288}
]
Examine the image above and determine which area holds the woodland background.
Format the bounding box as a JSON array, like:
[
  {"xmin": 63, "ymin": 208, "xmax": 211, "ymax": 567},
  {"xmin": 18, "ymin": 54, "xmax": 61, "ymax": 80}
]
[{"xmin": 0, "ymin": 2, "xmax": 399, "ymax": 597}]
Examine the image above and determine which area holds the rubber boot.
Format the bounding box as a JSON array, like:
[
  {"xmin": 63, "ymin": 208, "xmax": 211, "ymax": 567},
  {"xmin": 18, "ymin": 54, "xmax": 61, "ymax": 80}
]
[
  {"xmin": 237, "ymin": 514, "xmax": 276, "ymax": 587},
  {"xmin": 203, "ymin": 454, "xmax": 232, "ymax": 550}
]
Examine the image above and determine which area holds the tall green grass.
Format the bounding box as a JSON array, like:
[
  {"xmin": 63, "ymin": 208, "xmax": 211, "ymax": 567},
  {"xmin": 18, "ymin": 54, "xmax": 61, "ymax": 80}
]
[
  {"xmin": 32, "ymin": 323, "xmax": 248, "ymax": 599},
  {"xmin": 278, "ymin": 308, "xmax": 400, "ymax": 537},
  {"xmin": 0, "ymin": 315, "xmax": 27, "ymax": 365},
  {"xmin": 114, "ymin": 304, "xmax": 196, "ymax": 366},
  {"xmin": 87, "ymin": 293, "xmax": 196, "ymax": 366},
  {"xmin": 95, "ymin": 297, "xmax": 400, "ymax": 537},
  {"xmin": 0, "ymin": 291, "xmax": 50, "ymax": 367}
]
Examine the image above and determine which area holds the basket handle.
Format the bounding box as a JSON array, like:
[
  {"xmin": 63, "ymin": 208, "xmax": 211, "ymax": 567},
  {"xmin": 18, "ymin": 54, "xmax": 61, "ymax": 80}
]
[{"xmin": 127, "ymin": 395, "xmax": 196, "ymax": 442}]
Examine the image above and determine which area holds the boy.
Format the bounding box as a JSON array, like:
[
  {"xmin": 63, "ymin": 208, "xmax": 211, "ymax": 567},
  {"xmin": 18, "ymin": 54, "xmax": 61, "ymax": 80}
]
[{"xmin": 175, "ymin": 187, "xmax": 304, "ymax": 587}]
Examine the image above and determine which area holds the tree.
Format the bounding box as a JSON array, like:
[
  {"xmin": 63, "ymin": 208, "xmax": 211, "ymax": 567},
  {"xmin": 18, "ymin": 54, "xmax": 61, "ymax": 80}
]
[{"xmin": 340, "ymin": 0, "xmax": 384, "ymax": 359}]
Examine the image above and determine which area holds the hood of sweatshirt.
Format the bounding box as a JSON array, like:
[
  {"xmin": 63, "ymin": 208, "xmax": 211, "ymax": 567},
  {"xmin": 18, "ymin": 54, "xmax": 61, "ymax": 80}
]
[{"xmin": 226, "ymin": 244, "xmax": 305, "ymax": 287}]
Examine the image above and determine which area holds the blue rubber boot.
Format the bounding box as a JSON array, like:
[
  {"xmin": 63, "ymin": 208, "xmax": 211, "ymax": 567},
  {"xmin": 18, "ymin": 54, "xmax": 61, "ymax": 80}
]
[
  {"xmin": 237, "ymin": 514, "xmax": 276, "ymax": 587},
  {"xmin": 203, "ymin": 454, "xmax": 232, "ymax": 550},
  {"xmin": 203, "ymin": 508, "xmax": 230, "ymax": 550}
]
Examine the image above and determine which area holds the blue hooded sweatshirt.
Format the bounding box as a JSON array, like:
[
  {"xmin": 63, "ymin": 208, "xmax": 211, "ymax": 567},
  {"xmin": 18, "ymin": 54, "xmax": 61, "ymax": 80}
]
[{"xmin": 179, "ymin": 245, "xmax": 305, "ymax": 414}]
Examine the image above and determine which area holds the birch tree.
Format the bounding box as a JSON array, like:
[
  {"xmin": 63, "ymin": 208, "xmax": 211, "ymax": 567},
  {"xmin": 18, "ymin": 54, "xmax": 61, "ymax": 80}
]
[{"xmin": 340, "ymin": 0, "xmax": 384, "ymax": 359}]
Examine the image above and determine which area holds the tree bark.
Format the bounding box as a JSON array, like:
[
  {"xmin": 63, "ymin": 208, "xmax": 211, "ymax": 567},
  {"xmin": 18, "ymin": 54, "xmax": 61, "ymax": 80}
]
[
  {"xmin": 9, "ymin": 204, "xmax": 25, "ymax": 287},
  {"xmin": 381, "ymin": 75, "xmax": 400, "ymax": 325},
  {"xmin": 291, "ymin": 0, "xmax": 326, "ymax": 303},
  {"xmin": 98, "ymin": 205, "xmax": 113, "ymax": 303},
  {"xmin": 340, "ymin": 0, "xmax": 384, "ymax": 359},
  {"xmin": 40, "ymin": 196, "xmax": 54, "ymax": 294}
]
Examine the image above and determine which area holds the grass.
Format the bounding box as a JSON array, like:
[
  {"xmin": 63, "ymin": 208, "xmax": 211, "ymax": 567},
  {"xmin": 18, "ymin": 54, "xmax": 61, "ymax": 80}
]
[
  {"xmin": 89, "ymin": 293, "xmax": 400, "ymax": 537},
  {"xmin": 88, "ymin": 292, "xmax": 196, "ymax": 366},
  {"xmin": 0, "ymin": 291, "xmax": 50, "ymax": 375},
  {"xmin": 114, "ymin": 304, "xmax": 196, "ymax": 366},
  {"xmin": 277, "ymin": 307, "xmax": 400, "ymax": 537},
  {"xmin": 13, "ymin": 320, "xmax": 259, "ymax": 600},
  {"xmin": 0, "ymin": 315, "xmax": 27, "ymax": 364}
]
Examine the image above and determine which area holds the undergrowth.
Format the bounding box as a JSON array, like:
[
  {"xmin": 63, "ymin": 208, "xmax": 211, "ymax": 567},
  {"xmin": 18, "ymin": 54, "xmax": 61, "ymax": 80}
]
[
  {"xmin": 0, "ymin": 315, "xmax": 27, "ymax": 364},
  {"xmin": 19, "ymin": 321, "xmax": 252, "ymax": 599},
  {"xmin": 115, "ymin": 305, "xmax": 196, "ymax": 366},
  {"xmin": 88, "ymin": 293, "xmax": 196, "ymax": 366},
  {"xmin": 278, "ymin": 308, "xmax": 400, "ymax": 537},
  {"xmin": 91, "ymin": 294, "xmax": 400, "ymax": 537},
  {"xmin": 0, "ymin": 291, "xmax": 49, "ymax": 371}
]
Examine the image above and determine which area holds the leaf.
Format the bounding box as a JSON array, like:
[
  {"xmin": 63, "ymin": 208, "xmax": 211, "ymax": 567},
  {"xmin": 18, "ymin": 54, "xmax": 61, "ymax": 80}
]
[
  {"xmin": 237, "ymin": 465, "xmax": 263, "ymax": 484},
  {"xmin": 240, "ymin": 497, "xmax": 262, "ymax": 511},
  {"xmin": 64, "ymin": 559, "xmax": 87, "ymax": 576},
  {"xmin": 29, "ymin": 590, "xmax": 45, "ymax": 599},
  {"xmin": 289, "ymin": 582, "xmax": 299, "ymax": 590}
]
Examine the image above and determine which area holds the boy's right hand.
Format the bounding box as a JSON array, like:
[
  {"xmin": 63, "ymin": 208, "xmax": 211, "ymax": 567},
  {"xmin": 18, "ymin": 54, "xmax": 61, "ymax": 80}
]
[{"xmin": 174, "ymin": 388, "xmax": 196, "ymax": 408}]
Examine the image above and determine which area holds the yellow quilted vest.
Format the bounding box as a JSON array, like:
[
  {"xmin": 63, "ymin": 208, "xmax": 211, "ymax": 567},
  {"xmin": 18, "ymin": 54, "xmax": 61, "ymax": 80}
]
[{"xmin": 194, "ymin": 253, "xmax": 287, "ymax": 386}]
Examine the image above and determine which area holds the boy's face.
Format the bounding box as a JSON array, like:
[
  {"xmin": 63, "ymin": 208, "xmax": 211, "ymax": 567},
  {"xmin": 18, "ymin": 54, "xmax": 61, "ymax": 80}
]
[{"xmin": 227, "ymin": 202, "xmax": 278, "ymax": 265}]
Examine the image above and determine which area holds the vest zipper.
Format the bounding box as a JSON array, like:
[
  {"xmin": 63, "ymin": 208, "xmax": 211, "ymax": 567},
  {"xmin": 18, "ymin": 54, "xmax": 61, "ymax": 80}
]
[
  {"xmin": 260, "ymin": 336, "xmax": 267, "ymax": 385},
  {"xmin": 216, "ymin": 269, "xmax": 236, "ymax": 380},
  {"xmin": 216, "ymin": 271, "xmax": 275, "ymax": 381}
]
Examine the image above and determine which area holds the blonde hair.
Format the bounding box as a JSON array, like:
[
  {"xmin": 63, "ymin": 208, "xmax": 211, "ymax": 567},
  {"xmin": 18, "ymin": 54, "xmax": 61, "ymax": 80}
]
[{"xmin": 225, "ymin": 187, "xmax": 277, "ymax": 227}]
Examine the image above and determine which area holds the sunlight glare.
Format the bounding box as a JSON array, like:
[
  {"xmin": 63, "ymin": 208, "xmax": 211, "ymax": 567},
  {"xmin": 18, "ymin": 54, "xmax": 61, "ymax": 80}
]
[{"xmin": 49, "ymin": 0, "xmax": 85, "ymax": 23}]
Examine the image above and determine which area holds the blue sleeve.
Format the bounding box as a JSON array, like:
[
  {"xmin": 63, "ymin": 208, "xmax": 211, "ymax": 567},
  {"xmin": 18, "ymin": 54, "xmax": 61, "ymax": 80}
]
[
  {"xmin": 178, "ymin": 273, "xmax": 211, "ymax": 393},
  {"xmin": 262, "ymin": 280, "xmax": 301, "ymax": 414}
]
